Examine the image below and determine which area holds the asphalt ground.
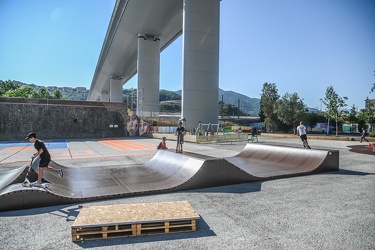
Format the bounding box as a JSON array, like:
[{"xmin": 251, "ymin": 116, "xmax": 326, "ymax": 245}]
[{"xmin": 0, "ymin": 136, "xmax": 374, "ymax": 250}]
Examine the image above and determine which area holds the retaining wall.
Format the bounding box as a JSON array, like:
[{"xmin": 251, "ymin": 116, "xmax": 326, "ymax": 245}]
[{"xmin": 0, "ymin": 97, "xmax": 128, "ymax": 141}]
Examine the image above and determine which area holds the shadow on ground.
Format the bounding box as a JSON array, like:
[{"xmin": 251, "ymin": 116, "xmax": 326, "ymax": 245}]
[{"xmin": 347, "ymin": 144, "xmax": 375, "ymax": 156}]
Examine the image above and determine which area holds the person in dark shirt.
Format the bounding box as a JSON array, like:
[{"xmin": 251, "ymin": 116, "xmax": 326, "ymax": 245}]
[
  {"xmin": 175, "ymin": 121, "xmax": 186, "ymax": 153},
  {"xmin": 26, "ymin": 132, "xmax": 63, "ymax": 185},
  {"xmin": 360, "ymin": 127, "xmax": 369, "ymax": 143}
]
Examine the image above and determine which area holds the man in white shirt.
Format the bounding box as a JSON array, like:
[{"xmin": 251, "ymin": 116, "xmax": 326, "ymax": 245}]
[{"xmin": 296, "ymin": 121, "xmax": 311, "ymax": 149}]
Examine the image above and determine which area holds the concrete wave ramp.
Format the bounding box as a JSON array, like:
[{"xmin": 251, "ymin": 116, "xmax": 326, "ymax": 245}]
[{"xmin": 0, "ymin": 144, "xmax": 339, "ymax": 211}]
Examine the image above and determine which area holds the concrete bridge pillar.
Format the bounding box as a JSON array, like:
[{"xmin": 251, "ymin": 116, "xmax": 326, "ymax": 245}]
[
  {"xmin": 182, "ymin": 0, "xmax": 220, "ymax": 131},
  {"xmin": 100, "ymin": 90, "xmax": 109, "ymax": 102},
  {"xmin": 137, "ymin": 33, "xmax": 160, "ymax": 117},
  {"xmin": 109, "ymin": 76, "xmax": 124, "ymax": 103}
]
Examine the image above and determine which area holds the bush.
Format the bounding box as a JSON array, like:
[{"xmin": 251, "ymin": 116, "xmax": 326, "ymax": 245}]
[
  {"xmin": 369, "ymin": 132, "xmax": 375, "ymax": 137},
  {"xmin": 143, "ymin": 118, "xmax": 179, "ymax": 126}
]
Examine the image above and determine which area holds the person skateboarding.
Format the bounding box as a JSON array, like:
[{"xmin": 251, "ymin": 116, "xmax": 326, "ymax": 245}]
[
  {"xmin": 26, "ymin": 132, "xmax": 63, "ymax": 186},
  {"xmin": 360, "ymin": 127, "xmax": 369, "ymax": 143},
  {"xmin": 296, "ymin": 121, "xmax": 311, "ymax": 149}
]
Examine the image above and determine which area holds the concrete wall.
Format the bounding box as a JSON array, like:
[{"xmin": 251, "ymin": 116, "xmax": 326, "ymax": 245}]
[{"xmin": 0, "ymin": 97, "xmax": 127, "ymax": 141}]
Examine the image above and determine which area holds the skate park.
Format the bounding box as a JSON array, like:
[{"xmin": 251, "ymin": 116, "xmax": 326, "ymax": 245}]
[
  {"xmin": 1, "ymin": 0, "xmax": 374, "ymax": 248},
  {"xmin": 0, "ymin": 138, "xmax": 339, "ymax": 211},
  {"xmin": 0, "ymin": 136, "xmax": 374, "ymax": 249}
]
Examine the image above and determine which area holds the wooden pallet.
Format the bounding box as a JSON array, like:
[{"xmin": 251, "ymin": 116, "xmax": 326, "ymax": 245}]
[{"xmin": 71, "ymin": 200, "xmax": 200, "ymax": 241}]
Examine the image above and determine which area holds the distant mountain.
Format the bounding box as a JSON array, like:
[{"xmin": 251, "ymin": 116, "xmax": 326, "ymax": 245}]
[
  {"xmin": 4, "ymin": 80, "xmax": 260, "ymax": 116},
  {"xmin": 175, "ymin": 88, "xmax": 260, "ymax": 116},
  {"xmin": 218, "ymin": 89, "xmax": 260, "ymax": 116}
]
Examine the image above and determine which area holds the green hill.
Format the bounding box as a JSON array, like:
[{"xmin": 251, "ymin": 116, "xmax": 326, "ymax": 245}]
[
  {"xmin": 175, "ymin": 89, "xmax": 260, "ymax": 116},
  {"xmin": 1, "ymin": 80, "xmax": 260, "ymax": 116}
]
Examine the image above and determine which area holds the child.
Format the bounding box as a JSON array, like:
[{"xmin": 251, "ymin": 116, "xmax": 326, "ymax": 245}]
[
  {"xmin": 175, "ymin": 121, "xmax": 186, "ymax": 153},
  {"xmin": 26, "ymin": 132, "xmax": 63, "ymax": 185},
  {"xmin": 158, "ymin": 137, "xmax": 168, "ymax": 150}
]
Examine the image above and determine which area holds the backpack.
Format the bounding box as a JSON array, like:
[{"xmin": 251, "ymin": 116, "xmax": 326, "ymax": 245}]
[{"xmin": 157, "ymin": 142, "xmax": 162, "ymax": 150}]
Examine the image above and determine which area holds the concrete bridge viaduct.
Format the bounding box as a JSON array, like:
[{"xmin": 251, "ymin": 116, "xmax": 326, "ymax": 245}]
[{"xmin": 87, "ymin": 0, "xmax": 220, "ymax": 130}]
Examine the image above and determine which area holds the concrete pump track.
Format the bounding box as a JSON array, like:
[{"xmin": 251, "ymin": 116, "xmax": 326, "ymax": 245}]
[{"xmin": 0, "ymin": 144, "xmax": 339, "ymax": 212}]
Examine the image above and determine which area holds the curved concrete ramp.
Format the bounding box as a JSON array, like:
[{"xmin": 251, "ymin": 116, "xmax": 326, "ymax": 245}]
[
  {"xmin": 0, "ymin": 144, "xmax": 339, "ymax": 211},
  {"xmin": 227, "ymin": 143, "xmax": 339, "ymax": 178},
  {"xmin": 0, "ymin": 158, "xmax": 40, "ymax": 190},
  {"xmin": 0, "ymin": 166, "xmax": 28, "ymax": 190}
]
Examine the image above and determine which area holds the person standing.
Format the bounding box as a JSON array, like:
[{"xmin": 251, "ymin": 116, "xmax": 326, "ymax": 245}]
[
  {"xmin": 175, "ymin": 121, "xmax": 186, "ymax": 153},
  {"xmin": 360, "ymin": 127, "xmax": 369, "ymax": 143},
  {"xmin": 296, "ymin": 121, "xmax": 311, "ymax": 149},
  {"xmin": 26, "ymin": 132, "xmax": 63, "ymax": 185}
]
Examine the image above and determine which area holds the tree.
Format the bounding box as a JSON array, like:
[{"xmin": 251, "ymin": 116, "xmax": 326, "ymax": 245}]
[
  {"xmin": 332, "ymin": 95, "xmax": 348, "ymax": 136},
  {"xmin": 53, "ymin": 89, "xmax": 62, "ymax": 99},
  {"xmin": 347, "ymin": 104, "xmax": 358, "ymax": 124},
  {"xmin": 218, "ymin": 101, "xmax": 234, "ymax": 117},
  {"xmin": 36, "ymin": 87, "xmax": 51, "ymax": 99},
  {"xmin": 159, "ymin": 89, "xmax": 181, "ymax": 101},
  {"xmin": 361, "ymin": 98, "xmax": 375, "ymax": 133},
  {"xmin": 260, "ymin": 82, "xmax": 280, "ymax": 132},
  {"xmin": 304, "ymin": 112, "xmax": 322, "ymax": 131},
  {"xmin": 160, "ymin": 103, "xmax": 180, "ymax": 113},
  {"xmin": 320, "ymin": 87, "xmax": 334, "ymax": 135},
  {"xmin": 274, "ymin": 92, "xmax": 306, "ymax": 133},
  {"xmin": 216, "ymin": 102, "xmax": 245, "ymax": 117},
  {"xmin": 258, "ymin": 106, "xmax": 265, "ymax": 122},
  {"xmin": 365, "ymin": 70, "xmax": 375, "ymax": 132},
  {"xmin": 320, "ymin": 86, "xmax": 348, "ymax": 136},
  {"xmin": 225, "ymin": 103, "xmax": 235, "ymax": 116},
  {"xmin": 0, "ymin": 80, "xmax": 20, "ymax": 96},
  {"xmin": 3, "ymin": 86, "xmax": 36, "ymax": 98},
  {"xmin": 357, "ymin": 107, "xmax": 375, "ymax": 133}
]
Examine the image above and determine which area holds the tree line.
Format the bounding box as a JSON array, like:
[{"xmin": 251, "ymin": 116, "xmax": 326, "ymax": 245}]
[
  {"xmin": 259, "ymin": 81, "xmax": 375, "ymax": 135},
  {"xmin": 0, "ymin": 80, "xmax": 63, "ymax": 99}
]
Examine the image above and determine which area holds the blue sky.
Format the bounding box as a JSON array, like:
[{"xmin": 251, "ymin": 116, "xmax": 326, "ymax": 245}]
[{"xmin": 0, "ymin": 0, "xmax": 374, "ymax": 110}]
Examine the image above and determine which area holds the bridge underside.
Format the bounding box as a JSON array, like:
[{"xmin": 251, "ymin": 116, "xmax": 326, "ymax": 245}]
[
  {"xmin": 88, "ymin": 0, "xmax": 183, "ymax": 99},
  {"xmin": 88, "ymin": 0, "xmax": 221, "ymax": 130}
]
